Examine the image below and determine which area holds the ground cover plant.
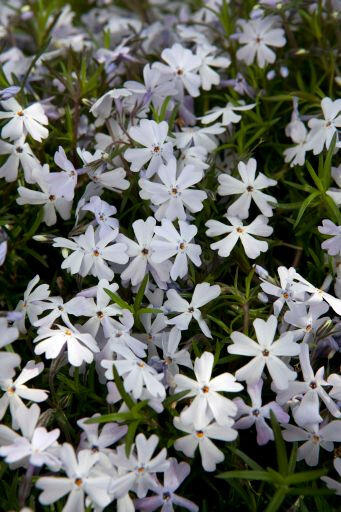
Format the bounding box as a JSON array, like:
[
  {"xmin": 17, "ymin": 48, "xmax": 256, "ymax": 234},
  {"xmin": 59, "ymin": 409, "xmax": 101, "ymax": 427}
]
[{"xmin": 0, "ymin": 0, "xmax": 340, "ymax": 510}]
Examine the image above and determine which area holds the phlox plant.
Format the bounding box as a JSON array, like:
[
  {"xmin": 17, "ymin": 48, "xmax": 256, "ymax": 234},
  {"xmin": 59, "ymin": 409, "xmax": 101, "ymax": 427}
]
[{"xmin": 0, "ymin": 1, "xmax": 340, "ymax": 512}]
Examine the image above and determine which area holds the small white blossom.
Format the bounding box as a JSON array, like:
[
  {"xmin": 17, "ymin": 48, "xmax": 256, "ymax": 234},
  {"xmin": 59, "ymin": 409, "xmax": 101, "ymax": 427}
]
[
  {"xmin": 0, "ymin": 98, "xmax": 48, "ymax": 142},
  {"xmin": 217, "ymin": 158, "xmax": 277, "ymax": 219},
  {"xmin": 139, "ymin": 158, "xmax": 207, "ymax": 221},
  {"xmin": 228, "ymin": 315, "xmax": 300, "ymax": 389},
  {"xmin": 206, "ymin": 215, "xmax": 273, "ymax": 259},
  {"xmin": 164, "ymin": 282, "xmax": 220, "ymax": 338}
]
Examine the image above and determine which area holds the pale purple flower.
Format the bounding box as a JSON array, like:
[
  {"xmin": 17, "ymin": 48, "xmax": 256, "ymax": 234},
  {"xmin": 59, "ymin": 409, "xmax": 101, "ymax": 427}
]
[
  {"xmin": 134, "ymin": 457, "xmax": 198, "ymax": 512},
  {"xmin": 234, "ymin": 379, "xmax": 289, "ymax": 445}
]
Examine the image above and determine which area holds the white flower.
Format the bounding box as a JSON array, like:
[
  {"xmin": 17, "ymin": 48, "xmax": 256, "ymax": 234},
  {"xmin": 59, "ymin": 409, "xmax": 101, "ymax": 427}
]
[
  {"xmin": 283, "ymin": 120, "xmax": 309, "ymax": 167},
  {"xmin": 276, "ymin": 344, "xmax": 340, "ymax": 426},
  {"xmin": 284, "ymin": 302, "xmax": 329, "ymax": 342},
  {"xmin": 0, "ymin": 137, "xmax": 38, "ymax": 182},
  {"xmin": 36, "ymin": 443, "xmax": 112, "ymax": 510},
  {"xmin": 218, "ymin": 158, "xmax": 277, "ymax": 219},
  {"xmin": 196, "ymin": 45, "xmax": 230, "ymax": 91},
  {"xmin": 53, "ymin": 224, "xmax": 128, "ymax": 281},
  {"xmin": 206, "ymin": 215, "xmax": 273, "ymax": 259},
  {"xmin": 107, "ymin": 310, "xmax": 147, "ymax": 358},
  {"xmin": 200, "ymin": 101, "xmax": 255, "ymax": 126},
  {"xmin": 109, "ymin": 434, "xmax": 169, "ymax": 498},
  {"xmin": 282, "ymin": 421, "xmax": 341, "ymax": 466},
  {"xmin": 291, "ymin": 268, "xmax": 341, "ymax": 315},
  {"xmin": 46, "ymin": 146, "xmax": 78, "ymax": 201},
  {"xmin": 0, "ymin": 318, "xmax": 19, "ymax": 349},
  {"xmin": 164, "ymin": 282, "xmax": 220, "ymax": 338},
  {"xmin": 124, "ymin": 64, "xmax": 176, "ymax": 110},
  {"xmin": 0, "ymin": 352, "xmax": 20, "ymax": 383},
  {"xmin": 321, "ymin": 457, "xmax": 341, "ymax": 495},
  {"xmin": 0, "ymin": 361, "xmax": 48, "ymax": 428},
  {"xmin": 17, "ymin": 165, "xmax": 73, "ymax": 226},
  {"xmin": 228, "ymin": 315, "xmax": 300, "ymax": 389},
  {"xmin": 318, "ymin": 219, "xmax": 341, "ymax": 256},
  {"xmin": 101, "ymin": 346, "xmax": 165, "ymax": 400},
  {"xmin": 77, "ymin": 147, "xmax": 130, "ymax": 193},
  {"xmin": 82, "ymin": 196, "xmax": 118, "ymax": 237},
  {"xmin": 15, "ymin": 274, "xmax": 50, "ymax": 333},
  {"xmin": 90, "ymin": 88, "xmax": 132, "ymax": 120},
  {"xmin": 174, "ymin": 124, "xmax": 225, "ymax": 152},
  {"xmin": 174, "ymin": 351, "xmax": 243, "ymax": 428},
  {"xmin": 259, "ymin": 266, "xmax": 301, "ymax": 316},
  {"xmin": 328, "ymin": 374, "xmax": 341, "ymax": 401},
  {"xmin": 0, "ymin": 404, "xmax": 60, "ymax": 470},
  {"xmin": 155, "ymin": 327, "xmax": 193, "ymax": 380},
  {"xmin": 34, "ymin": 324, "xmax": 99, "ymax": 367},
  {"xmin": 234, "ymin": 379, "xmax": 289, "ymax": 445},
  {"xmin": 155, "ymin": 43, "xmax": 201, "ymax": 98},
  {"xmin": 150, "ymin": 219, "xmax": 202, "ymax": 280},
  {"xmin": 139, "ymin": 158, "xmax": 207, "ymax": 221},
  {"xmin": 306, "ymin": 97, "xmax": 341, "ymax": 155},
  {"xmin": 236, "ymin": 16, "xmax": 286, "ymax": 68},
  {"xmin": 174, "ymin": 415, "xmax": 237, "ymax": 472},
  {"xmin": 124, "ymin": 119, "xmax": 174, "ymax": 178},
  {"xmin": 0, "ymin": 98, "xmax": 48, "ymax": 141},
  {"xmin": 77, "ymin": 414, "xmax": 127, "ymax": 452},
  {"xmin": 118, "ymin": 217, "xmax": 171, "ymax": 288},
  {"xmin": 66, "ymin": 279, "xmax": 122, "ymax": 338}
]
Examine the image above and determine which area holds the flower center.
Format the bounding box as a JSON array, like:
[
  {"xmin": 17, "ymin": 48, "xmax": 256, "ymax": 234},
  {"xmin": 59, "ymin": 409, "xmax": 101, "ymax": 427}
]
[
  {"xmin": 93, "ymin": 249, "xmax": 100, "ymax": 257},
  {"xmin": 65, "ymin": 329, "xmax": 72, "ymax": 336},
  {"xmin": 309, "ymin": 381, "xmax": 317, "ymax": 389},
  {"xmin": 312, "ymin": 434, "xmax": 320, "ymax": 443},
  {"xmin": 253, "ymin": 409, "xmax": 260, "ymax": 416},
  {"xmin": 188, "ymin": 307, "xmax": 194, "ymax": 313},
  {"xmin": 141, "ymin": 248, "xmax": 149, "ymax": 256},
  {"xmin": 305, "ymin": 324, "xmax": 312, "ymax": 332},
  {"xmin": 163, "ymin": 492, "xmax": 171, "ymax": 501},
  {"xmin": 282, "ymin": 292, "xmax": 289, "ymax": 299},
  {"xmin": 176, "ymin": 68, "xmax": 184, "ymax": 76},
  {"xmin": 196, "ymin": 430, "xmax": 204, "ymax": 438},
  {"xmin": 262, "ymin": 349, "xmax": 270, "ymax": 357},
  {"xmin": 246, "ymin": 185, "xmax": 253, "ymax": 192},
  {"xmin": 179, "ymin": 242, "xmax": 186, "ymax": 251},
  {"xmin": 236, "ymin": 227, "xmax": 244, "ymax": 233},
  {"xmin": 138, "ymin": 362, "xmax": 145, "ymax": 368},
  {"xmin": 97, "ymin": 311, "xmax": 104, "ymax": 319},
  {"xmin": 171, "ymin": 187, "xmax": 178, "ymax": 196},
  {"xmin": 137, "ymin": 466, "xmax": 145, "ymax": 473},
  {"xmin": 74, "ymin": 478, "xmax": 83, "ymax": 487},
  {"xmin": 202, "ymin": 385, "xmax": 209, "ymax": 393},
  {"xmin": 49, "ymin": 194, "xmax": 56, "ymax": 201},
  {"xmin": 325, "ymin": 120, "xmax": 332, "ymax": 127},
  {"xmin": 7, "ymin": 386, "xmax": 16, "ymax": 395},
  {"xmin": 152, "ymin": 145, "xmax": 160, "ymax": 153},
  {"xmin": 17, "ymin": 110, "xmax": 24, "ymax": 116},
  {"xmin": 255, "ymin": 36, "xmax": 262, "ymax": 44}
]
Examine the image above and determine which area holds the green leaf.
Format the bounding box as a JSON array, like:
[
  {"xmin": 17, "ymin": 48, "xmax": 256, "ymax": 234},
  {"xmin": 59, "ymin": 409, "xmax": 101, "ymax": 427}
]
[
  {"xmin": 216, "ymin": 470, "xmax": 272, "ymax": 481},
  {"xmin": 285, "ymin": 468, "xmax": 327, "ymax": 484},
  {"xmin": 138, "ymin": 308, "xmax": 163, "ymax": 315},
  {"xmin": 228, "ymin": 447, "xmax": 263, "ymax": 471},
  {"xmin": 125, "ymin": 420, "xmax": 139, "ymax": 457},
  {"xmin": 134, "ymin": 274, "xmax": 149, "ymax": 313},
  {"xmin": 163, "ymin": 389, "xmax": 190, "ymax": 407},
  {"xmin": 270, "ymin": 410, "xmax": 288, "ymax": 475},
  {"xmin": 306, "ymin": 161, "xmax": 325, "ymax": 192},
  {"xmin": 294, "ymin": 190, "xmax": 320, "ymax": 228},
  {"xmin": 288, "ymin": 442, "xmax": 297, "ymax": 474},
  {"xmin": 84, "ymin": 411, "xmax": 136, "ymax": 424},
  {"xmin": 264, "ymin": 488, "xmax": 286, "ymax": 512},
  {"xmin": 112, "ymin": 364, "xmax": 135, "ymax": 409},
  {"xmin": 104, "ymin": 288, "xmax": 132, "ymax": 311}
]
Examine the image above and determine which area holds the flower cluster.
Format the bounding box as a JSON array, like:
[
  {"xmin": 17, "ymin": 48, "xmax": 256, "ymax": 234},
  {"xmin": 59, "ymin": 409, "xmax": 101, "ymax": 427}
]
[{"xmin": 0, "ymin": 0, "xmax": 340, "ymax": 511}]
